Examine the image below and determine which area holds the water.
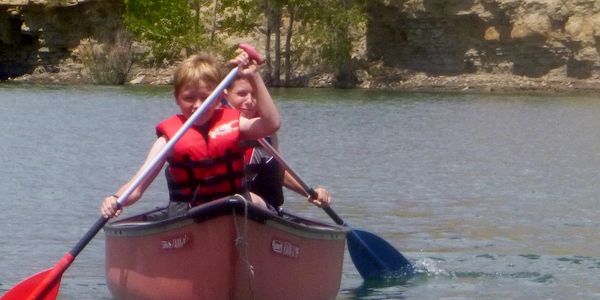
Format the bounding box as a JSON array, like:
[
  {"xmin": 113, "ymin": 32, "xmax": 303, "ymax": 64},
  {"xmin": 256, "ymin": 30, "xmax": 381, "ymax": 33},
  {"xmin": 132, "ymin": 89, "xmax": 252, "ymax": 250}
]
[{"xmin": 1, "ymin": 84, "xmax": 600, "ymax": 299}]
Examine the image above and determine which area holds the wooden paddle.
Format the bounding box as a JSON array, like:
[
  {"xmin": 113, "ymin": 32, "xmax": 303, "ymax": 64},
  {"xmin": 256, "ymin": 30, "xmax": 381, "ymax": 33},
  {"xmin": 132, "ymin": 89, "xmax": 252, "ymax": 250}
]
[
  {"xmin": 257, "ymin": 139, "xmax": 415, "ymax": 279},
  {"xmin": 1, "ymin": 44, "xmax": 263, "ymax": 300}
]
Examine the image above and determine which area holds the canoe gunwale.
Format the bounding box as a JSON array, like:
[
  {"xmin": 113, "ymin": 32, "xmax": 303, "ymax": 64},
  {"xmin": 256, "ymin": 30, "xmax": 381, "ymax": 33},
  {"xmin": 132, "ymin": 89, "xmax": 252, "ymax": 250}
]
[{"xmin": 104, "ymin": 195, "xmax": 348, "ymax": 240}]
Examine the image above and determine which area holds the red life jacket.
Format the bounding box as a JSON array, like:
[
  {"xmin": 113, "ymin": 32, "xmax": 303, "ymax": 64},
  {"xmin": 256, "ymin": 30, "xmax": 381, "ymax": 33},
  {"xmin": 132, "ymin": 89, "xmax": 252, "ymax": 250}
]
[{"xmin": 156, "ymin": 108, "xmax": 246, "ymax": 204}]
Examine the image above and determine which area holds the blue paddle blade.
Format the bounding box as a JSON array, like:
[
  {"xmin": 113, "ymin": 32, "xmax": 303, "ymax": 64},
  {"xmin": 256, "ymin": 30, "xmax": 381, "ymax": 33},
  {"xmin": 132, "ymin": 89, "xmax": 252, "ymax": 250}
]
[{"xmin": 347, "ymin": 229, "xmax": 414, "ymax": 280}]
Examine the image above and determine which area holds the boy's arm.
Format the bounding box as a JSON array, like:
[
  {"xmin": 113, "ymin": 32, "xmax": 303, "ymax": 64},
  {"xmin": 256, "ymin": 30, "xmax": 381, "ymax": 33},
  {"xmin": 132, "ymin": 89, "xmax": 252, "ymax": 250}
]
[
  {"xmin": 100, "ymin": 136, "xmax": 167, "ymax": 218},
  {"xmin": 239, "ymin": 71, "xmax": 281, "ymax": 140},
  {"xmin": 228, "ymin": 45, "xmax": 280, "ymax": 140}
]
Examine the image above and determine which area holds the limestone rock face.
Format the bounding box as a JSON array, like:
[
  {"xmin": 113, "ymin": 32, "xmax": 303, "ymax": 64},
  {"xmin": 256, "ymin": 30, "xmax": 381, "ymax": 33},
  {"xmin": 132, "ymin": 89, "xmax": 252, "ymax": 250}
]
[
  {"xmin": 2, "ymin": 0, "xmax": 600, "ymax": 85},
  {"xmin": 0, "ymin": 0, "xmax": 124, "ymax": 80},
  {"xmin": 366, "ymin": 0, "xmax": 600, "ymax": 79}
]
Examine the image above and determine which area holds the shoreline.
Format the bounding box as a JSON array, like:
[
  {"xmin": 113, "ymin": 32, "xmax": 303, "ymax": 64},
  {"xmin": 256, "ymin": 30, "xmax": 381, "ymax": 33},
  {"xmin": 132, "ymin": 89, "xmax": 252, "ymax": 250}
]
[
  {"xmin": 363, "ymin": 73, "xmax": 600, "ymax": 95},
  {"xmin": 5, "ymin": 67, "xmax": 600, "ymax": 96}
]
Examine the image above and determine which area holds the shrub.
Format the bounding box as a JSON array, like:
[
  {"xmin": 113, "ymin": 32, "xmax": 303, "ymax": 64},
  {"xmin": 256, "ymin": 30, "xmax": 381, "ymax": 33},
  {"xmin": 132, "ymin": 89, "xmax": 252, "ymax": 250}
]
[{"xmin": 80, "ymin": 31, "xmax": 134, "ymax": 85}]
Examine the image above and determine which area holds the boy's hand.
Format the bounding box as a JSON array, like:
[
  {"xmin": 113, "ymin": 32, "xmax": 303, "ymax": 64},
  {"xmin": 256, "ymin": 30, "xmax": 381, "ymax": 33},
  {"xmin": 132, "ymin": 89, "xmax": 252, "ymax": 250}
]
[{"xmin": 308, "ymin": 187, "xmax": 332, "ymax": 208}]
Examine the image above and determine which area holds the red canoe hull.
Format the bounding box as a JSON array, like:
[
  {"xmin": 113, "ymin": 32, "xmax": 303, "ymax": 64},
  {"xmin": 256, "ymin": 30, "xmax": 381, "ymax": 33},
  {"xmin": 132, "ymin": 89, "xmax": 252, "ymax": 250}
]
[{"xmin": 104, "ymin": 196, "xmax": 347, "ymax": 300}]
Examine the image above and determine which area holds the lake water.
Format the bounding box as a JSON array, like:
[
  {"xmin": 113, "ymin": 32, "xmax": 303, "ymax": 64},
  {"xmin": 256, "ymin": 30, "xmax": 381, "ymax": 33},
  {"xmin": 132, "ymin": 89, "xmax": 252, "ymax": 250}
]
[{"xmin": 1, "ymin": 84, "xmax": 600, "ymax": 299}]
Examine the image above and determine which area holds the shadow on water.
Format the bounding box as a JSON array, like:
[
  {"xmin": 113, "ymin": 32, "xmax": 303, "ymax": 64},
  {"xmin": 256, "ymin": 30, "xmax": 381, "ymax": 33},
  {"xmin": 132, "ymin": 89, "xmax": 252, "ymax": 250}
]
[{"xmin": 345, "ymin": 276, "xmax": 412, "ymax": 300}]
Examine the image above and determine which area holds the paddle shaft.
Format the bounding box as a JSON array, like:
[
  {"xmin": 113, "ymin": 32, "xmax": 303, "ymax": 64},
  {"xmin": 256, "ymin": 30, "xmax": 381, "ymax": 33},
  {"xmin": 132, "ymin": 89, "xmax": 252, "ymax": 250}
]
[
  {"xmin": 91, "ymin": 64, "xmax": 243, "ymax": 250},
  {"xmin": 9, "ymin": 63, "xmax": 247, "ymax": 300},
  {"xmin": 256, "ymin": 138, "xmax": 412, "ymax": 278},
  {"xmin": 113, "ymin": 42, "xmax": 262, "ymax": 212},
  {"xmin": 256, "ymin": 138, "xmax": 345, "ymax": 225},
  {"xmin": 4, "ymin": 44, "xmax": 267, "ymax": 300}
]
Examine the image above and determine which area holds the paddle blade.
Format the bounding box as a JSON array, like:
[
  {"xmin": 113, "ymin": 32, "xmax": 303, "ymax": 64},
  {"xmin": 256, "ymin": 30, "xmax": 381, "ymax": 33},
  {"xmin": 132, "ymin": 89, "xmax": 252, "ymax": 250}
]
[
  {"xmin": 347, "ymin": 229, "xmax": 414, "ymax": 280},
  {"xmin": 1, "ymin": 269, "xmax": 60, "ymax": 300},
  {"xmin": 2, "ymin": 253, "xmax": 73, "ymax": 300}
]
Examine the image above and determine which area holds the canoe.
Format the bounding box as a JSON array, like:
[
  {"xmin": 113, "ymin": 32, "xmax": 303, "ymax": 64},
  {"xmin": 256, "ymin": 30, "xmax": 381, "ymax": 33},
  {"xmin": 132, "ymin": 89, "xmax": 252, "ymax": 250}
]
[{"xmin": 103, "ymin": 195, "xmax": 348, "ymax": 300}]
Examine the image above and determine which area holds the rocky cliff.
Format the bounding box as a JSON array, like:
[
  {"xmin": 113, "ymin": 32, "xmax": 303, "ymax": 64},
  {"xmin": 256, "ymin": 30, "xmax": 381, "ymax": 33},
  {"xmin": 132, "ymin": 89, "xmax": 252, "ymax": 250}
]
[
  {"xmin": 2, "ymin": 0, "xmax": 600, "ymax": 91},
  {"xmin": 0, "ymin": 0, "xmax": 123, "ymax": 81},
  {"xmin": 363, "ymin": 0, "xmax": 600, "ymax": 90}
]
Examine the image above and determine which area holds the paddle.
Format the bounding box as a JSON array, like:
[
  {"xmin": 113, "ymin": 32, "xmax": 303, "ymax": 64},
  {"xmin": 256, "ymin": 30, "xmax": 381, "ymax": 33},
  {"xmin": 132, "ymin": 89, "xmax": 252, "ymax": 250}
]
[
  {"xmin": 1, "ymin": 43, "xmax": 263, "ymax": 300},
  {"xmin": 257, "ymin": 139, "xmax": 414, "ymax": 280}
]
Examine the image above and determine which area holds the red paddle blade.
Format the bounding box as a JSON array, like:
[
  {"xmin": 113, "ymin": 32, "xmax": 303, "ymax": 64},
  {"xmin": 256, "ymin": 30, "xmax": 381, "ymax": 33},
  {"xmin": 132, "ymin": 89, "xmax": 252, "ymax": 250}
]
[
  {"xmin": 1, "ymin": 269, "xmax": 61, "ymax": 300},
  {"xmin": 1, "ymin": 253, "xmax": 73, "ymax": 300}
]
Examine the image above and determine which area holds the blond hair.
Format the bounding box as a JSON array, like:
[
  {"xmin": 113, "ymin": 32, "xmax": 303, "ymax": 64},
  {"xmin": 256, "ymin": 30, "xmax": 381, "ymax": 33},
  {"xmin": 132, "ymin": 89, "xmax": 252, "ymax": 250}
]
[{"xmin": 173, "ymin": 53, "xmax": 223, "ymax": 96}]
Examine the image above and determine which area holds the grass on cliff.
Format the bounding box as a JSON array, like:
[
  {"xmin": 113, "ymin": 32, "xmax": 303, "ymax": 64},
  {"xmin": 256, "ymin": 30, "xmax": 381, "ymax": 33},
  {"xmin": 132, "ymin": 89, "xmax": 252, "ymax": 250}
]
[{"xmin": 80, "ymin": 31, "xmax": 134, "ymax": 85}]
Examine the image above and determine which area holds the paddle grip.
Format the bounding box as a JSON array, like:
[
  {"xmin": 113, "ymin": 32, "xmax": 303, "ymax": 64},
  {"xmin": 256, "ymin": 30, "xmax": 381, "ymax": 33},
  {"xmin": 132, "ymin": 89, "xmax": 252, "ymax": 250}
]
[{"xmin": 239, "ymin": 43, "xmax": 264, "ymax": 65}]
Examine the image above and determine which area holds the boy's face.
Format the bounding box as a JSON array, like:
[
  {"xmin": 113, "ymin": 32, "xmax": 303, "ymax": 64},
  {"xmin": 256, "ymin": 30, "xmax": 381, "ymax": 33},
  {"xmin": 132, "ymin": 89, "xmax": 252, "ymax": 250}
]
[
  {"xmin": 175, "ymin": 81, "xmax": 217, "ymax": 125},
  {"xmin": 226, "ymin": 78, "xmax": 256, "ymax": 118}
]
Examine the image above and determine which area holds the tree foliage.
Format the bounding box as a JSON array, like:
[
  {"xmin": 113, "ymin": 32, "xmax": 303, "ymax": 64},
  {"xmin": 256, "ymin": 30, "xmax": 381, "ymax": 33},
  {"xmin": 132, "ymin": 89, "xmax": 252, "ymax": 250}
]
[
  {"xmin": 124, "ymin": 0, "xmax": 209, "ymax": 64},
  {"xmin": 270, "ymin": 0, "xmax": 366, "ymax": 86},
  {"xmin": 218, "ymin": 0, "xmax": 264, "ymax": 35},
  {"xmin": 299, "ymin": 0, "xmax": 366, "ymax": 86},
  {"xmin": 123, "ymin": 0, "xmax": 367, "ymax": 86}
]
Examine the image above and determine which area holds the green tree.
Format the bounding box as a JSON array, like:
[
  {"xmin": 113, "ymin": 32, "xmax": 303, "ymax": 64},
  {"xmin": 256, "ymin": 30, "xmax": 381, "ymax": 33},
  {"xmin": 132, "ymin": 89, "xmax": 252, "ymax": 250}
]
[
  {"xmin": 296, "ymin": 0, "xmax": 366, "ymax": 87},
  {"xmin": 123, "ymin": 0, "xmax": 366, "ymax": 87},
  {"xmin": 217, "ymin": 0, "xmax": 366, "ymax": 87},
  {"xmin": 267, "ymin": 0, "xmax": 366, "ymax": 87},
  {"xmin": 124, "ymin": 0, "xmax": 209, "ymax": 64}
]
